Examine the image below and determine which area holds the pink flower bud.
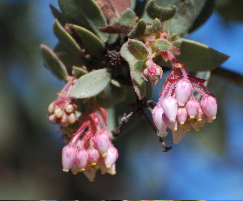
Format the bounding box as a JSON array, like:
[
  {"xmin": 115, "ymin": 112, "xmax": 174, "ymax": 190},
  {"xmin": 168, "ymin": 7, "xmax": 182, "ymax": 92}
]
[
  {"xmin": 62, "ymin": 145, "xmax": 76, "ymax": 172},
  {"xmin": 104, "ymin": 145, "xmax": 118, "ymax": 169},
  {"xmin": 173, "ymin": 126, "xmax": 188, "ymax": 144},
  {"xmin": 175, "ymin": 79, "xmax": 192, "ymax": 106},
  {"xmin": 48, "ymin": 102, "xmax": 55, "ymax": 113},
  {"xmin": 68, "ymin": 113, "xmax": 77, "ymax": 124},
  {"xmin": 61, "ymin": 113, "xmax": 69, "ymax": 124},
  {"xmin": 163, "ymin": 114, "xmax": 178, "ymax": 132},
  {"xmin": 83, "ymin": 170, "xmax": 96, "ymax": 182},
  {"xmin": 152, "ymin": 105, "xmax": 167, "ymax": 137},
  {"xmin": 201, "ymin": 96, "xmax": 217, "ymax": 121},
  {"xmin": 87, "ymin": 147, "xmax": 100, "ymax": 165},
  {"xmin": 161, "ymin": 96, "xmax": 178, "ymax": 122},
  {"xmin": 186, "ymin": 100, "xmax": 200, "ymax": 119},
  {"xmin": 177, "ymin": 107, "xmax": 188, "ymax": 125},
  {"xmin": 75, "ymin": 149, "xmax": 88, "ymax": 171},
  {"xmin": 93, "ymin": 131, "xmax": 110, "ymax": 156},
  {"xmin": 48, "ymin": 114, "xmax": 57, "ymax": 123},
  {"xmin": 65, "ymin": 104, "xmax": 74, "ymax": 113},
  {"xmin": 54, "ymin": 106, "xmax": 64, "ymax": 118}
]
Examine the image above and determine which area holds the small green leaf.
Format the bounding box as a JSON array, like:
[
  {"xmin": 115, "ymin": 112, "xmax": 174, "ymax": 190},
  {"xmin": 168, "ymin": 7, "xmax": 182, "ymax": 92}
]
[
  {"xmin": 72, "ymin": 25, "xmax": 105, "ymax": 57},
  {"xmin": 173, "ymin": 38, "xmax": 230, "ymax": 72},
  {"xmin": 154, "ymin": 39, "xmax": 172, "ymax": 51},
  {"xmin": 149, "ymin": 18, "xmax": 162, "ymax": 33},
  {"xmin": 164, "ymin": 0, "xmax": 195, "ymax": 36},
  {"xmin": 58, "ymin": 0, "xmax": 108, "ymax": 41},
  {"xmin": 40, "ymin": 44, "xmax": 68, "ymax": 81},
  {"xmin": 53, "ymin": 20, "xmax": 82, "ymax": 58},
  {"xmin": 128, "ymin": 39, "xmax": 148, "ymax": 60},
  {"xmin": 146, "ymin": 0, "xmax": 176, "ymax": 22},
  {"xmin": 50, "ymin": 4, "xmax": 66, "ymax": 26},
  {"xmin": 72, "ymin": 66, "xmax": 88, "ymax": 78},
  {"xmin": 128, "ymin": 19, "xmax": 146, "ymax": 39},
  {"xmin": 70, "ymin": 69, "xmax": 111, "ymax": 98},
  {"xmin": 117, "ymin": 8, "xmax": 136, "ymax": 25},
  {"xmin": 121, "ymin": 42, "xmax": 147, "ymax": 99}
]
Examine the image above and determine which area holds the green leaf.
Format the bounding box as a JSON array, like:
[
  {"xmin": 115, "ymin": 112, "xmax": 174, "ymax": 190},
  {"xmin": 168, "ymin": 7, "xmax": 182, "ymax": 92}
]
[
  {"xmin": 121, "ymin": 42, "xmax": 146, "ymax": 99},
  {"xmin": 40, "ymin": 44, "xmax": 68, "ymax": 81},
  {"xmin": 70, "ymin": 69, "xmax": 111, "ymax": 98},
  {"xmin": 72, "ymin": 66, "xmax": 88, "ymax": 78},
  {"xmin": 53, "ymin": 20, "xmax": 82, "ymax": 58},
  {"xmin": 154, "ymin": 39, "xmax": 172, "ymax": 51},
  {"xmin": 128, "ymin": 39, "xmax": 148, "ymax": 60},
  {"xmin": 128, "ymin": 19, "xmax": 146, "ymax": 39},
  {"xmin": 146, "ymin": 0, "xmax": 176, "ymax": 22},
  {"xmin": 148, "ymin": 18, "xmax": 162, "ymax": 33},
  {"xmin": 173, "ymin": 38, "xmax": 230, "ymax": 72},
  {"xmin": 58, "ymin": 0, "xmax": 108, "ymax": 41},
  {"xmin": 164, "ymin": 0, "xmax": 195, "ymax": 36},
  {"xmin": 117, "ymin": 8, "xmax": 136, "ymax": 25},
  {"xmin": 72, "ymin": 25, "xmax": 105, "ymax": 57},
  {"xmin": 50, "ymin": 4, "xmax": 66, "ymax": 26}
]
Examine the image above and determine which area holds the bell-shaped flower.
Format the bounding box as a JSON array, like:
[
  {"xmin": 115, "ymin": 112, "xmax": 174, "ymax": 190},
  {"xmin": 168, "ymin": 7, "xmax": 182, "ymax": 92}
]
[
  {"xmin": 62, "ymin": 145, "xmax": 76, "ymax": 172},
  {"xmin": 177, "ymin": 107, "xmax": 188, "ymax": 125},
  {"xmin": 93, "ymin": 131, "xmax": 110, "ymax": 157},
  {"xmin": 104, "ymin": 145, "xmax": 118, "ymax": 169},
  {"xmin": 186, "ymin": 100, "xmax": 200, "ymax": 119},
  {"xmin": 175, "ymin": 79, "xmax": 192, "ymax": 106},
  {"xmin": 87, "ymin": 147, "xmax": 100, "ymax": 166},
  {"xmin": 173, "ymin": 126, "xmax": 188, "ymax": 144},
  {"xmin": 152, "ymin": 105, "xmax": 168, "ymax": 137},
  {"xmin": 75, "ymin": 148, "xmax": 88, "ymax": 171},
  {"xmin": 200, "ymin": 96, "xmax": 217, "ymax": 121},
  {"xmin": 160, "ymin": 96, "xmax": 178, "ymax": 122}
]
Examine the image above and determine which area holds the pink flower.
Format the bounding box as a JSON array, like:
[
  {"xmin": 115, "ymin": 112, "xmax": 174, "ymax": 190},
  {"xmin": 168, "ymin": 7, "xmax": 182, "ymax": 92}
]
[
  {"xmin": 87, "ymin": 147, "xmax": 100, "ymax": 165},
  {"xmin": 152, "ymin": 105, "xmax": 168, "ymax": 137},
  {"xmin": 177, "ymin": 107, "xmax": 188, "ymax": 125},
  {"xmin": 186, "ymin": 100, "xmax": 200, "ymax": 119},
  {"xmin": 160, "ymin": 96, "xmax": 178, "ymax": 122},
  {"xmin": 175, "ymin": 79, "xmax": 192, "ymax": 106},
  {"xmin": 104, "ymin": 145, "xmax": 118, "ymax": 169},
  {"xmin": 201, "ymin": 96, "xmax": 217, "ymax": 121},
  {"xmin": 62, "ymin": 145, "xmax": 76, "ymax": 172},
  {"xmin": 173, "ymin": 126, "xmax": 188, "ymax": 144},
  {"xmin": 93, "ymin": 131, "xmax": 110, "ymax": 156},
  {"xmin": 75, "ymin": 149, "xmax": 88, "ymax": 171}
]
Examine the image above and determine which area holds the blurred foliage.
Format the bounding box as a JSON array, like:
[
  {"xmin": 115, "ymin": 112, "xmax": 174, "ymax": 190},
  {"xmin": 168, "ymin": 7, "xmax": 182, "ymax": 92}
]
[{"xmin": 0, "ymin": 0, "xmax": 243, "ymax": 199}]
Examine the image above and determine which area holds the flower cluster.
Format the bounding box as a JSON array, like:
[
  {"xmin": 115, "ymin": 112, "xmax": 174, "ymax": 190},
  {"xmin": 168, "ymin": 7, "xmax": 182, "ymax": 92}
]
[
  {"xmin": 61, "ymin": 105, "xmax": 118, "ymax": 182},
  {"xmin": 151, "ymin": 56, "xmax": 217, "ymax": 143}
]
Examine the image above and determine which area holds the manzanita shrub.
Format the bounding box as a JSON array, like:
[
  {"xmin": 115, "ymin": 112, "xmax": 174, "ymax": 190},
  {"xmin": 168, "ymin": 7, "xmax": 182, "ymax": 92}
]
[{"xmin": 40, "ymin": 0, "xmax": 229, "ymax": 182}]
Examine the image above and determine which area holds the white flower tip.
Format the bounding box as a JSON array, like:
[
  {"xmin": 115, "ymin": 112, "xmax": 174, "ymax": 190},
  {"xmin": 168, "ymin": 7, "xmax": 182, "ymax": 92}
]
[
  {"xmin": 179, "ymin": 122, "xmax": 185, "ymax": 126},
  {"xmin": 91, "ymin": 162, "xmax": 97, "ymax": 166},
  {"xmin": 106, "ymin": 165, "xmax": 111, "ymax": 169},
  {"xmin": 80, "ymin": 168, "xmax": 85, "ymax": 172},
  {"xmin": 62, "ymin": 169, "xmax": 69, "ymax": 172},
  {"xmin": 189, "ymin": 115, "xmax": 195, "ymax": 119},
  {"xmin": 102, "ymin": 153, "xmax": 107, "ymax": 157}
]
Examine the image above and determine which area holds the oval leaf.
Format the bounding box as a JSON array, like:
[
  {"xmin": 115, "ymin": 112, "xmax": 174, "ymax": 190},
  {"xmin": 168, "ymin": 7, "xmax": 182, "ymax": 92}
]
[
  {"xmin": 40, "ymin": 44, "xmax": 68, "ymax": 81},
  {"xmin": 128, "ymin": 19, "xmax": 146, "ymax": 39},
  {"xmin": 173, "ymin": 38, "xmax": 230, "ymax": 72},
  {"xmin": 117, "ymin": 8, "xmax": 136, "ymax": 25},
  {"xmin": 53, "ymin": 20, "xmax": 82, "ymax": 58},
  {"xmin": 70, "ymin": 69, "xmax": 111, "ymax": 98},
  {"xmin": 154, "ymin": 39, "xmax": 172, "ymax": 51},
  {"xmin": 72, "ymin": 25, "xmax": 105, "ymax": 57},
  {"xmin": 58, "ymin": 0, "xmax": 108, "ymax": 41},
  {"xmin": 128, "ymin": 39, "xmax": 148, "ymax": 60}
]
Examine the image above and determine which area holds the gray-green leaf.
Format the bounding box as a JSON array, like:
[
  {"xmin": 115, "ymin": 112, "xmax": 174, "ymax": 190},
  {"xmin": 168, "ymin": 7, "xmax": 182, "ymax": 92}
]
[
  {"xmin": 173, "ymin": 38, "xmax": 230, "ymax": 72},
  {"xmin": 128, "ymin": 39, "xmax": 148, "ymax": 60},
  {"xmin": 40, "ymin": 44, "xmax": 68, "ymax": 81},
  {"xmin": 53, "ymin": 20, "xmax": 82, "ymax": 58},
  {"xmin": 154, "ymin": 39, "xmax": 172, "ymax": 51},
  {"xmin": 58, "ymin": 0, "xmax": 108, "ymax": 41},
  {"xmin": 70, "ymin": 69, "xmax": 111, "ymax": 98},
  {"xmin": 72, "ymin": 25, "xmax": 105, "ymax": 57}
]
